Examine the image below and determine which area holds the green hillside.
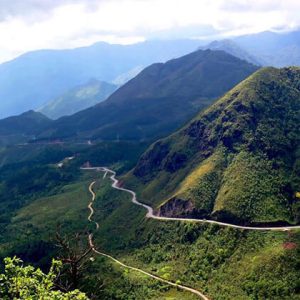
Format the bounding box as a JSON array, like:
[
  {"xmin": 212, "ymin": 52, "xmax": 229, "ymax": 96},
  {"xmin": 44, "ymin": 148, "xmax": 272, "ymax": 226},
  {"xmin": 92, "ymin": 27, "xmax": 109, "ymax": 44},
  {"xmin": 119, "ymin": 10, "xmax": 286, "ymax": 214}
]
[
  {"xmin": 0, "ymin": 110, "xmax": 51, "ymax": 135},
  {"xmin": 0, "ymin": 111, "xmax": 52, "ymax": 145},
  {"xmin": 127, "ymin": 67, "xmax": 300, "ymax": 225},
  {"xmin": 1, "ymin": 167, "xmax": 299, "ymax": 300}
]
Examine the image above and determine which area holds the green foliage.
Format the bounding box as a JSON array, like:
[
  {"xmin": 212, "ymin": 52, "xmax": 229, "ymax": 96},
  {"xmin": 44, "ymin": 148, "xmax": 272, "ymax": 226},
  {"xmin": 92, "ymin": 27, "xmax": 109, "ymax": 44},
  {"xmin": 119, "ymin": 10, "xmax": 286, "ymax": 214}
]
[
  {"xmin": 0, "ymin": 257, "xmax": 88, "ymax": 299},
  {"xmin": 0, "ymin": 111, "xmax": 52, "ymax": 145},
  {"xmin": 130, "ymin": 67, "xmax": 300, "ymax": 224},
  {"xmin": 214, "ymin": 151, "xmax": 292, "ymax": 223},
  {"xmin": 72, "ymin": 141, "xmax": 149, "ymax": 174}
]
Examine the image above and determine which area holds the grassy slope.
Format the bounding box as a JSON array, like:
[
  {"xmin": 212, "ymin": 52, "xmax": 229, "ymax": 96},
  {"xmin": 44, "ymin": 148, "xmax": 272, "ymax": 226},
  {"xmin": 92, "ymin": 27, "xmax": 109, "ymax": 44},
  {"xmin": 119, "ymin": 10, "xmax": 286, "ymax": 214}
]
[
  {"xmin": 1, "ymin": 170, "xmax": 198, "ymax": 299},
  {"xmin": 126, "ymin": 67, "xmax": 300, "ymax": 225}
]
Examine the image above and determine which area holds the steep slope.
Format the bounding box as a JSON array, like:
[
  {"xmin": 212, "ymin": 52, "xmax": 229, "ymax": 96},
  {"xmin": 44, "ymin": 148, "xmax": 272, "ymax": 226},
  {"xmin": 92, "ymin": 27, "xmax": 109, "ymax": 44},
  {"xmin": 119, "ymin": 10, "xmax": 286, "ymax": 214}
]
[
  {"xmin": 127, "ymin": 67, "xmax": 300, "ymax": 225},
  {"xmin": 38, "ymin": 80, "xmax": 118, "ymax": 119},
  {"xmin": 0, "ymin": 39, "xmax": 202, "ymax": 118},
  {"xmin": 39, "ymin": 50, "xmax": 258, "ymax": 142},
  {"xmin": 201, "ymin": 39, "xmax": 261, "ymax": 66}
]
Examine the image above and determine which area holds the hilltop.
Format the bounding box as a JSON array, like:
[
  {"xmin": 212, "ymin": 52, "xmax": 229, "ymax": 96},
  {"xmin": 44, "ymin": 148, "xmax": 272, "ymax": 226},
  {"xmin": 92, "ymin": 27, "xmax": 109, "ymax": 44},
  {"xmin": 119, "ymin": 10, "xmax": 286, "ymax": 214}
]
[{"xmin": 127, "ymin": 67, "xmax": 300, "ymax": 225}]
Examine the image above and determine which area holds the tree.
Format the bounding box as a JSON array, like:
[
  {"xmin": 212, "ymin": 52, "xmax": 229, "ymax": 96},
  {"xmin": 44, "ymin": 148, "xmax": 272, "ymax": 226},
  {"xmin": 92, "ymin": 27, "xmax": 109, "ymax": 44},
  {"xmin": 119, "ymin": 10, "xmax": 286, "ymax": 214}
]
[
  {"xmin": 55, "ymin": 229, "xmax": 97, "ymax": 292},
  {"xmin": 0, "ymin": 256, "xmax": 89, "ymax": 299}
]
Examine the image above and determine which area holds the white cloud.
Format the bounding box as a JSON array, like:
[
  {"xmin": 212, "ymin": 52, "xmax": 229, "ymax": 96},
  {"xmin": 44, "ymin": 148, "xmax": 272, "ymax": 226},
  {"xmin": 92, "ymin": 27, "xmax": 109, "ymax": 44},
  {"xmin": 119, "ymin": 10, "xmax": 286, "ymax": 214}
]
[{"xmin": 0, "ymin": 0, "xmax": 299, "ymax": 63}]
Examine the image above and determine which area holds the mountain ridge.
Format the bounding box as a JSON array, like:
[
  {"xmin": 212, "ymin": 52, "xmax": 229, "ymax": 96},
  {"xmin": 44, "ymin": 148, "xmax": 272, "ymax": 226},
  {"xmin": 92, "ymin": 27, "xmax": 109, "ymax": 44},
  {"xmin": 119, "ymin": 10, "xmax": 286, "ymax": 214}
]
[
  {"xmin": 0, "ymin": 39, "xmax": 203, "ymax": 118},
  {"xmin": 126, "ymin": 66, "xmax": 300, "ymax": 225},
  {"xmin": 37, "ymin": 49, "xmax": 258, "ymax": 142}
]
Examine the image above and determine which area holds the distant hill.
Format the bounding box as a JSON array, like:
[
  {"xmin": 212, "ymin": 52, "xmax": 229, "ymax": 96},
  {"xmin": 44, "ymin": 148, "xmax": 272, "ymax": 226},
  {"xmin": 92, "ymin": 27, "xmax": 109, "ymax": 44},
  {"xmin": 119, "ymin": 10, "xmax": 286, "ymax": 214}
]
[
  {"xmin": 38, "ymin": 80, "xmax": 118, "ymax": 119},
  {"xmin": 234, "ymin": 30, "xmax": 300, "ymax": 67},
  {"xmin": 38, "ymin": 49, "xmax": 258, "ymax": 142},
  {"xmin": 0, "ymin": 111, "xmax": 52, "ymax": 145},
  {"xmin": 0, "ymin": 110, "xmax": 51, "ymax": 135},
  {"xmin": 201, "ymin": 39, "xmax": 261, "ymax": 65},
  {"xmin": 0, "ymin": 39, "xmax": 203, "ymax": 118},
  {"xmin": 127, "ymin": 67, "xmax": 300, "ymax": 226}
]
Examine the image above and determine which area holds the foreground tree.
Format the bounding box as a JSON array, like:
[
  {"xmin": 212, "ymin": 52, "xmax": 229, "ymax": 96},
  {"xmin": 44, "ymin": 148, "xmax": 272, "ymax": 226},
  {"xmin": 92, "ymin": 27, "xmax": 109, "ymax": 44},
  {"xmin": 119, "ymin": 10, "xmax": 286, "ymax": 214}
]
[
  {"xmin": 55, "ymin": 229, "xmax": 94, "ymax": 291},
  {"xmin": 0, "ymin": 256, "xmax": 89, "ymax": 299}
]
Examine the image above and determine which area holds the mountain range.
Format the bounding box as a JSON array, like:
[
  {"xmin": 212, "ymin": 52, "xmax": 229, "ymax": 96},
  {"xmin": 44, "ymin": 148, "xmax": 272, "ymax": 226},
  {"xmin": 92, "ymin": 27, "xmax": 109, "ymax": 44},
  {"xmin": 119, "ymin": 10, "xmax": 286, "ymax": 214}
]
[
  {"xmin": 33, "ymin": 49, "xmax": 258, "ymax": 142},
  {"xmin": 0, "ymin": 39, "xmax": 204, "ymax": 119},
  {"xmin": 1, "ymin": 30, "xmax": 300, "ymax": 121},
  {"xmin": 201, "ymin": 39, "xmax": 261, "ymax": 66},
  {"xmin": 233, "ymin": 30, "xmax": 300, "ymax": 67},
  {"xmin": 0, "ymin": 36, "xmax": 299, "ymax": 300},
  {"xmin": 201, "ymin": 30, "xmax": 300, "ymax": 68}
]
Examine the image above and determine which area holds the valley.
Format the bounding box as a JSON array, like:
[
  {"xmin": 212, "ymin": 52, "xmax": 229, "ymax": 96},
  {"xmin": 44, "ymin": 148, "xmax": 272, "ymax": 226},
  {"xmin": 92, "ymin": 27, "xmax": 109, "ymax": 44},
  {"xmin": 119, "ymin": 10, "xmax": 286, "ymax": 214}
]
[
  {"xmin": 2, "ymin": 155, "xmax": 298, "ymax": 299},
  {"xmin": 0, "ymin": 67, "xmax": 299, "ymax": 299},
  {"xmin": 0, "ymin": 20, "xmax": 300, "ymax": 299}
]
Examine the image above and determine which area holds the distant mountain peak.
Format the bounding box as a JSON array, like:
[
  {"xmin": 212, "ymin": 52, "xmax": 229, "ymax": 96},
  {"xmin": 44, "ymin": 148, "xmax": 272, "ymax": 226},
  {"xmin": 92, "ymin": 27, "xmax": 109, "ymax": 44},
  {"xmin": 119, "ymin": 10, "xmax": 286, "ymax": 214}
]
[
  {"xmin": 37, "ymin": 49, "xmax": 258, "ymax": 142},
  {"xmin": 201, "ymin": 39, "xmax": 261, "ymax": 66}
]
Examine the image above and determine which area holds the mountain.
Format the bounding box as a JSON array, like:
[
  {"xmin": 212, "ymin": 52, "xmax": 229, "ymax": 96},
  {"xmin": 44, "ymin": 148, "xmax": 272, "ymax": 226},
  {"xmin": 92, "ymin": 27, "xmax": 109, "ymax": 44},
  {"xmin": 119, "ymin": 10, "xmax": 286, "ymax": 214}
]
[
  {"xmin": 38, "ymin": 80, "xmax": 118, "ymax": 119},
  {"xmin": 127, "ymin": 67, "xmax": 300, "ymax": 226},
  {"xmin": 0, "ymin": 39, "xmax": 204, "ymax": 119},
  {"xmin": 0, "ymin": 110, "xmax": 51, "ymax": 135},
  {"xmin": 38, "ymin": 49, "xmax": 258, "ymax": 142},
  {"xmin": 234, "ymin": 30, "xmax": 300, "ymax": 67},
  {"xmin": 201, "ymin": 39, "xmax": 261, "ymax": 65},
  {"xmin": 112, "ymin": 66, "xmax": 144, "ymax": 85},
  {"xmin": 0, "ymin": 111, "xmax": 52, "ymax": 145}
]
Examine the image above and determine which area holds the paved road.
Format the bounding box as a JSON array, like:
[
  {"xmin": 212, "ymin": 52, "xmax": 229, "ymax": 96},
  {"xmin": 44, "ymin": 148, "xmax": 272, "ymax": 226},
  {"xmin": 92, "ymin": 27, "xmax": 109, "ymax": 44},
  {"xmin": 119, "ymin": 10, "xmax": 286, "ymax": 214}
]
[
  {"xmin": 86, "ymin": 177, "xmax": 209, "ymax": 299},
  {"xmin": 81, "ymin": 167, "xmax": 300, "ymax": 232},
  {"xmin": 81, "ymin": 165, "xmax": 300, "ymax": 299}
]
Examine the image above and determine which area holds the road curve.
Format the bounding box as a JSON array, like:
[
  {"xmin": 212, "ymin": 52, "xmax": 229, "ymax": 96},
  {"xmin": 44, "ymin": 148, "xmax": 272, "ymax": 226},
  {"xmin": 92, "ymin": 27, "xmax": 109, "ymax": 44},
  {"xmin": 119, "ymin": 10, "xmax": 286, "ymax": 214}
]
[
  {"xmin": 81, "ymin": 166, "xmax": 300, "ymax": 232},
  {"xmin": 88, "ymin": 181, "xmax": 99, "ymax": 230},
  {"xmin": 86, "ymin": 178, "xmax": 209, "ymax": 299}
]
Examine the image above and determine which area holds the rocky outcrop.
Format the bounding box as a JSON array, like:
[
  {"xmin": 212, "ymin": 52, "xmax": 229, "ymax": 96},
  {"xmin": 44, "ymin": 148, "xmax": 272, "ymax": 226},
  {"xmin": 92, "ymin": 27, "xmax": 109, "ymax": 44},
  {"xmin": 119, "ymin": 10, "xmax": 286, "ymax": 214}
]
[{"xmin": 157, "ymin": 197, "xmax": 196, "ymax": 218}]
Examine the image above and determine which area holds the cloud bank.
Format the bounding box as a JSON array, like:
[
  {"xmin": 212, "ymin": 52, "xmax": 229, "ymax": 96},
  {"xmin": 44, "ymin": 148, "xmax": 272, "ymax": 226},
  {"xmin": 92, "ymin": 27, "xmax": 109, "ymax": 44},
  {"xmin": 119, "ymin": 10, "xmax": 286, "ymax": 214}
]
[{"xmin": 0, "ymin": 0, "xmax": 299, "ymax": 63}]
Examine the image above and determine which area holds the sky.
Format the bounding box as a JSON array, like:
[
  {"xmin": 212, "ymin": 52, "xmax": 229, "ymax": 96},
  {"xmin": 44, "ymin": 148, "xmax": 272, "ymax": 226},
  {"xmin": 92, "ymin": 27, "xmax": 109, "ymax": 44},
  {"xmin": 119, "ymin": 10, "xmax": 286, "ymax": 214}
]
[{"xmin": 0, "ymin": 0, "xmax": 299, "ymax": 63}]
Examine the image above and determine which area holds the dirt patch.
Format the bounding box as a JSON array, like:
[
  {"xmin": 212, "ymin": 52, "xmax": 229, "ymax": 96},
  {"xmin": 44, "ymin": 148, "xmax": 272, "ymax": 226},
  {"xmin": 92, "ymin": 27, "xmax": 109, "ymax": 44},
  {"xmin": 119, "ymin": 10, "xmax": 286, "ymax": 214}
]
[{"xmin": 283, "ymin": 242, "xmax": 297, "ymax": 250}]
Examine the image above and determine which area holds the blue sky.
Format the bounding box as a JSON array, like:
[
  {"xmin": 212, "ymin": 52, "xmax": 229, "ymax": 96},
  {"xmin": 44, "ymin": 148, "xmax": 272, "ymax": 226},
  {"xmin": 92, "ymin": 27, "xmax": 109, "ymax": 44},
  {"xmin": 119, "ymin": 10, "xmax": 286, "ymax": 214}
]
[{"xmin": 0, "ymin": 0, "xmax": 299, "ymax": 63}]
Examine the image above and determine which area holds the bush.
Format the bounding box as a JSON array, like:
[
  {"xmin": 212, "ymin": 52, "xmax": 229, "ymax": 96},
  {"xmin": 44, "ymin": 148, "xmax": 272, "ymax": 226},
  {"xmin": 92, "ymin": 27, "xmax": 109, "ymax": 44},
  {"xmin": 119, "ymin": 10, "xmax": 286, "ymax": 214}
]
[{"xmin": 0, "ymin": 257, "xmax": 89, "ymax": 299}]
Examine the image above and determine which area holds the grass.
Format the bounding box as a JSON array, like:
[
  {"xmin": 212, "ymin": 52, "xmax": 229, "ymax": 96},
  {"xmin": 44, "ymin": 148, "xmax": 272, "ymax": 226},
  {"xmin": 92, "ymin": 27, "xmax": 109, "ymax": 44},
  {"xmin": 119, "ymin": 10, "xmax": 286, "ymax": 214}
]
[
  {"xmin": 13, "ymin": 181, "xmax": 91, "ymax": 228},
  {"xmin": 1, "ymin": 169, "xmax": 201, "ymax": 299},
  {"xmin": 126, "ymin": 67, "xmax": 300, "ymax": 225},
  {"xmin": 1, "ymin": 167, "xmax": 299, "ymax": 299}
]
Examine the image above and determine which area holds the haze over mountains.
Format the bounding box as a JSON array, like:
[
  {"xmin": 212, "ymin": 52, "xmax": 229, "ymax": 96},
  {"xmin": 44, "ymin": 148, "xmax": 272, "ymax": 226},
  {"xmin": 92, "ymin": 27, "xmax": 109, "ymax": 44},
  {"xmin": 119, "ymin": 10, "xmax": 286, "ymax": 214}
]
[
  {"xmin": 35, "ymin": 49, "xmax": 258, "ymax": 142},
  {"xmin": 0, "ymin": 20, "xmax": 300, "ymax": 299},
  {"xmin": 234, "ymin": 30, "xmax": 300, "ymax": 67},
  {"xmin": 200, "ymin": 30, "xmax": 300, "ymax": 68},
  {"xmin": 201, "ymin": 40, "xmax": 261, "ymax": 66},
  {"xmin": 38, "ymin": 79, "xmax": 118, "ymax": 119},
  {"xmin": 0, "ymin": 39, "xmax": 203, "ymax": 119},
  {"xmin": 1, "ymin": 30, "xmax": 300, "ymax": 121}
]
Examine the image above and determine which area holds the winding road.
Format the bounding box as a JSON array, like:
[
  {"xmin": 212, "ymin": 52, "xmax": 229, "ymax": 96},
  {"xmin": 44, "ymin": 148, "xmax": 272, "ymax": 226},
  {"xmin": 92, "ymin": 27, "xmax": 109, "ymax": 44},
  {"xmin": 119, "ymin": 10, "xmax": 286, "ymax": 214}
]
[
  {"xmin": 86, "ymin": 171, "xmax": 210, "ymax": 299},
  {"xmin": 82, "ymin": 166, "xmax": 300, "ymax": 232},
  {"xmin": 88, "ymin": 181, "xmax": 99, "ymax": 230},
  {"xmin": 82, "ymin": 165, "xmax": 300, "ymax": 300}
]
